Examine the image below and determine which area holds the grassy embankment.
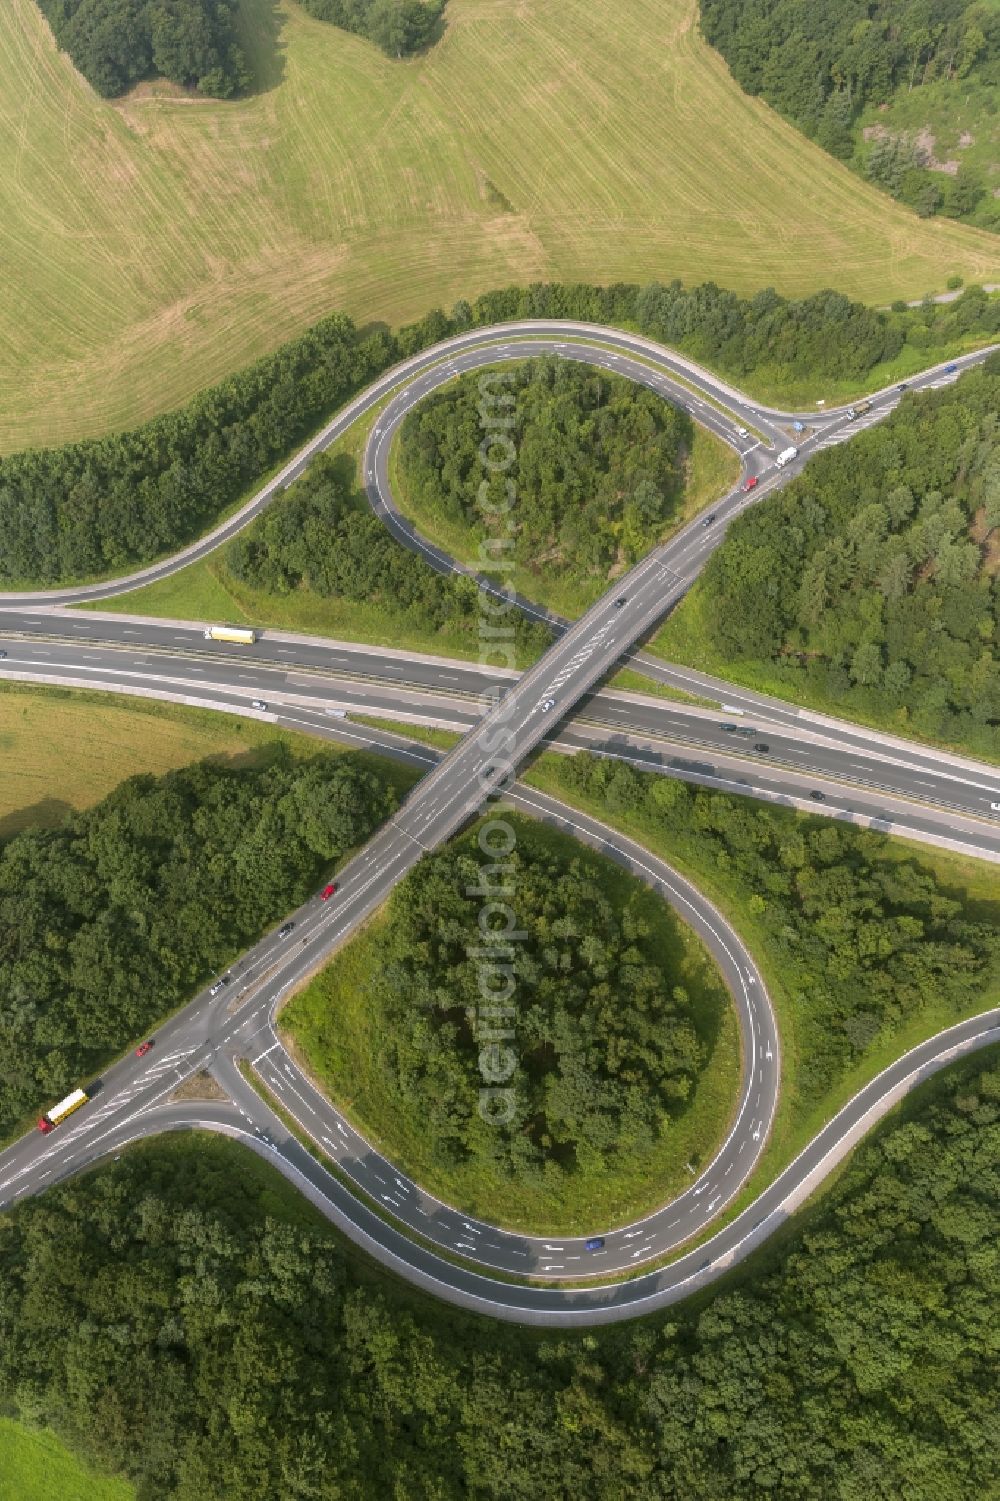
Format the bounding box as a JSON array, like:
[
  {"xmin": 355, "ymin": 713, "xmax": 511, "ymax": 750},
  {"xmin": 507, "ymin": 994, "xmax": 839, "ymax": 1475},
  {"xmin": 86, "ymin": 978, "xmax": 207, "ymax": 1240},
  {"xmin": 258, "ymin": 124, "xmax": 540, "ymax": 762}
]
[
  {"xmin": 0, "ymin": 1418, "xmax": 134, "ymax": 1501},
  {"xmin": 281, "ymin": 815, "xmax": 742, "ymax": 1235},
  {"xmin": 645, "ymin": 491, "xmax": 1000, "ymax": 767},
  {"xmin": 3, "ymin": 0, "xmax": 998, "ymax": 453}
]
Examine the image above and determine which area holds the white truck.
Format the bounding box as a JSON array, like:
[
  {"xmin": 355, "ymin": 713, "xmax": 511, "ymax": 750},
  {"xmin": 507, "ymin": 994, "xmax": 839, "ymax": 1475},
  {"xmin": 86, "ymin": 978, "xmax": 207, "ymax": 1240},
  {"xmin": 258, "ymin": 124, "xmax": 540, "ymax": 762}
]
[
  {"xmin": 203, "ymin": 625, "xmax": 257, "ymax": 645},
  {"xmin": 775, "ymin": 446, "xmax": 798, "ymax": 469}
]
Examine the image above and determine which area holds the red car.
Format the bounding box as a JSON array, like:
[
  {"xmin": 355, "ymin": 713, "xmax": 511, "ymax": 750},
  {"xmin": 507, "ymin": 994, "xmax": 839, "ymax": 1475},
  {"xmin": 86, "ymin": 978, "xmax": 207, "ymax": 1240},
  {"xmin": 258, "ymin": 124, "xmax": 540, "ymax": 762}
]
[
  {"xmin": 135, "ymin": 1040, "xmax": 154, "ymax": 1058},
  {"xmin": 320, "ymin": 882, "xmax": 338, "ymax": 900},
  {"xmin": 743, "ymin": 475, "xmax": 759, "ymax": 492}
]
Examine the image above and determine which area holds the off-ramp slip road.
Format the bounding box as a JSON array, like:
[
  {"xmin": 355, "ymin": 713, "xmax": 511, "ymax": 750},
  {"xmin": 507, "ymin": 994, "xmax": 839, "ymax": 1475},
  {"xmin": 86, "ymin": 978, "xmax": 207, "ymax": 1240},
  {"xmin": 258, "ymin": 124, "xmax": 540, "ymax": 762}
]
[{"xmin": 1, "ymin": 323, "xmax": 998, "ymax": 1324}]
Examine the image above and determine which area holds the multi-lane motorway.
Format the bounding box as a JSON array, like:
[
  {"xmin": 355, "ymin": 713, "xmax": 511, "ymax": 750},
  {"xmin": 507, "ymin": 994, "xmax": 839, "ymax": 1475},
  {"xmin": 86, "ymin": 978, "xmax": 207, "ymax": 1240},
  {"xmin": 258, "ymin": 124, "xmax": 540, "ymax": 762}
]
[
  {"xmin": 2, "ymin": 626, "xmax": 999, "ymax": 862},
  {"xmin": 1, "ymin": 324, "xmax": 999, "ymax": 1325}
]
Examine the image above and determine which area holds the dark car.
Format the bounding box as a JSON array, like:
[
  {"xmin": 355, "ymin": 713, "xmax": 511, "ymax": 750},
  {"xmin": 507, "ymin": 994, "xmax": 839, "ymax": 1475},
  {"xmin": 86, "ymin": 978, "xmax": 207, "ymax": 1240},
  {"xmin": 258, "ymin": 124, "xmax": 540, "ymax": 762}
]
[
  {"xmin": 753, "ymin": 742, "xmax": 769, "ymax": 753},
  {"xmin": 702, "ymin": 513, "xmax": 717, "ymax": 528},
  {"xmin": 279, "ymin": 921, "xmax": 295, "ymax": 937},
  {"xmin": 614, "ymin": 597, "xmax": 627, "ymax": 608},
  {"xmin": 897, "ymin": 382, "xmax": 908, "ymax": 390},
  {"xmin": 719, "ymin": 723, "xmax": 739, "ymax": 733},
  {"xmin": 585, "ymin": 1237, "xmax": 605, "ymax": 1252},
  {"xmin": 809, "ymin": 790, "xmax": 826, "ymax": 802},
  {"xmin": 135, "ymin": 1040, "xmax": 153, "ymax": 1058},
  {"xmin": 208, "ymin": 974, "xmax": 232, "ymax": 996},
  {"xmin": 0, "ymin": 649, "xmax": 7, "ymax": 660}
]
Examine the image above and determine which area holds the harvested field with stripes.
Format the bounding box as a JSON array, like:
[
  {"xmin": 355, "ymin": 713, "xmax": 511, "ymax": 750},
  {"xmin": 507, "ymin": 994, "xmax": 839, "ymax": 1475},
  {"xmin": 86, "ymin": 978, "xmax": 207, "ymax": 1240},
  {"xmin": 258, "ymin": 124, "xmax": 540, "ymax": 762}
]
[{"xmin": 1, "ymin": 0, "xmax": 998, "ymax": 452}]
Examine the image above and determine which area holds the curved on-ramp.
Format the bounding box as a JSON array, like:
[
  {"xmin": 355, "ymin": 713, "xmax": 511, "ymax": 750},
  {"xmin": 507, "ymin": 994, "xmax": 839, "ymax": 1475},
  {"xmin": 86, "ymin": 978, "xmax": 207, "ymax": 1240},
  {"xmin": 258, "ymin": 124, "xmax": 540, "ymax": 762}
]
[{"xmin": 1, "ymin": 326, "xmax": 998, "ymax": 1324}]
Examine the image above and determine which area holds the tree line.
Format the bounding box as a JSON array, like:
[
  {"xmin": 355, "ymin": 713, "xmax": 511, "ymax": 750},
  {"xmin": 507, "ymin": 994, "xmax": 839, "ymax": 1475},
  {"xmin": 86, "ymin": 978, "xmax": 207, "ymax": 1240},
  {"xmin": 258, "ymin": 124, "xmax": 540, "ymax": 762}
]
[
  {"xmin": 224, "ymin": 452, "xmax": 551, "ymax": 658},
  {"xmin": 548, "ymin": 753, "xmax": 1000, "ymax": 1104},
  {"xmin": 672, "ymin": 357, "xmax": 1000, "ymax": 760},
  {"xmin": 3, "ymin": 278, "xmax": 998, "ymax": 587},
  {"xmin": 298, "ymin": 0, "xmax": 445, "ymax": 57},
  {"xmin": 700, "ymin": 0, "xmax": 1000, "ymax": 226},
  {"xmin": 35, "ymin": 0, "xmax": 250, "ymax": 98},
  {"xmin": 0, "ymin": 750, "xmax": 396, "ymax": 1140},
  {"xmin": 398, "ymin": 357, "xmax": 691, "ymax": 587},
  {"xmin": 0, "ymin": 313, "xmax": 395, "ymax": 586},
  {"xmin": 0, "ymin": 1047, "xmax": 995, "ymax": 1498}
]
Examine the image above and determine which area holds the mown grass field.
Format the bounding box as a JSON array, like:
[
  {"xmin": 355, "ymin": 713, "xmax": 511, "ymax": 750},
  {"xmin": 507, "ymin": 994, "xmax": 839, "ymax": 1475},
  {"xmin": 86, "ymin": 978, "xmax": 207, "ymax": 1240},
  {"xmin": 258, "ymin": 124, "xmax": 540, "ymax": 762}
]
[
  {"xmin": 282, "ymin": 814, "xmax": 741, "ymax": 1234},
  {"xmin": 0, "ymin": 1418, "xmax": 133, "ymax": 1501},
  {"xmin": 0, "ymin": 682, "xmax": 419, "ymax": 838},
  {"xmin": 2, "ymin": 0, "xmax": 998, "ymax": 454}
]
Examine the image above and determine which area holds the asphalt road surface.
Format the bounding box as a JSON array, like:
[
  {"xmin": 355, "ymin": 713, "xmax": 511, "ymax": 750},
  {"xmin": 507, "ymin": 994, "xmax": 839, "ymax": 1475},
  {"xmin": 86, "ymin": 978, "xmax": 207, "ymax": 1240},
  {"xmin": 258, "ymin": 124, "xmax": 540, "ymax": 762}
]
[
  {"xmin": 1, "ymin": 326, "xmax": 998, "ymax": 1324},
  {"xmin": 1, "ymin": 637, "xmax": 998, "ymax": 862}
]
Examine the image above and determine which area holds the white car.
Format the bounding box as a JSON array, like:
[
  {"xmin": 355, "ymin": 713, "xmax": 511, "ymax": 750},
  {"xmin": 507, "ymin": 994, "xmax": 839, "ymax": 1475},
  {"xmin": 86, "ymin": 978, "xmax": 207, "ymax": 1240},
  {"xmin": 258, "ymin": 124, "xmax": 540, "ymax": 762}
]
[
  {"xmin": 251, "ymin": 699, "xmax": 268, "ymax": 711},
  {"xmin": 541, "ymin": 699, "xmax": 556, "ymax": 713},
  {"xmin": 990, "ymin": 801, "xmax": 1000, "ymax": 813},
  {"xmin": 736, "ymin": 426, "xmax": 749, "ymax": 438}
]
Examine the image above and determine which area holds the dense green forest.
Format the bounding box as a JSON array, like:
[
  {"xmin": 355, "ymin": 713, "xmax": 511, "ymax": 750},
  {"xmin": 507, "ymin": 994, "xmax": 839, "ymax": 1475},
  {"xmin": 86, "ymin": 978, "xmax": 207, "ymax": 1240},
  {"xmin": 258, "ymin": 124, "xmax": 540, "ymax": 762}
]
[
  {"xmin": 701, "ymin": 0, "xmax": 1000, "ymax": 229},
  {"xmin": 661, "ymin": 357, "xmax": 1000, "ymax": 759},
  {"xmin": 540, "ymin": 753, "xmax": 1000, "ymax": 1104},
  {"xmin": 35, "ymin": 0, "xmax": 250, "ymax": 98},
  {"xmin": 290, "ymin": 820, "xmax": 707, "ymax": 1181},
  {"xmin": 0, "ymin": 1050, "xmax": 996, "ymax": 1498},
  {"xmin": 224, "ymin": 453, "xmax": 551, "ymax": 659},
  {"xmin": 397, "ymin": 358, "xmax": 691, "ymax": 587},
  {"xmin": 0, "ymin": 751, "xmax": 396, "ymax": 1139},
  {"xmin": 3, "ymin": 279, "xmax": 997, "ymax": 588},
  {"xmin": 298, "ymin": 0, "xmax": 444, "ymax": 56},
  {"xmin": 0, "ymin": 313, "xmax": 394, "ymax": 586}
]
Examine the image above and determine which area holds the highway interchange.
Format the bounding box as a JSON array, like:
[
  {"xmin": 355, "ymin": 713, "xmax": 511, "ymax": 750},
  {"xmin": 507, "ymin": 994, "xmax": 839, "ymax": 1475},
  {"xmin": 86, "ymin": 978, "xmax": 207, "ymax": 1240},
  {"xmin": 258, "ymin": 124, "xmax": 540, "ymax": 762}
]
[{"xmin": 1, "ymin": 324, "xmax": 999, "ymax": 1325}]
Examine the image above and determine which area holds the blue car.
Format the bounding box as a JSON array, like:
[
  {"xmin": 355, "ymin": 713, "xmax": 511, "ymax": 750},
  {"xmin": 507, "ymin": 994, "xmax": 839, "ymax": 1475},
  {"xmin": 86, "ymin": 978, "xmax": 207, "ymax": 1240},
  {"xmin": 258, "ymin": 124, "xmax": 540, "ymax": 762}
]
[
  {"xmin": 585, "ymin": 1236, "xmax": 606, "ymax": 1252},
  {"xmin": 944, "ymin": 362, "xmax": 958, "ymax": 373}
]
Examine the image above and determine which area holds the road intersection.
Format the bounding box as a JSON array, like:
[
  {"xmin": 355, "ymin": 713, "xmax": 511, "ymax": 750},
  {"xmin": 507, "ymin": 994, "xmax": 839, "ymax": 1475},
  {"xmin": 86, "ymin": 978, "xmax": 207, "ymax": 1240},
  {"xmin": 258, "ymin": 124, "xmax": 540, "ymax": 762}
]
[{"xmin": 1, "ymin": 325, "xmax": 998, "ymax": 1324}]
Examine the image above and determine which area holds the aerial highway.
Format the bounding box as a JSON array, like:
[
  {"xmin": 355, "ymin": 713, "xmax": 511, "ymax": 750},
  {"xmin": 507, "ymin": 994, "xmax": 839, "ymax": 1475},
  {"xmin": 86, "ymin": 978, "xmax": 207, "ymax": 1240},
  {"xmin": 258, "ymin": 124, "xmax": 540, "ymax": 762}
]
[
  {"xmin": 0, "ymin": 318, "xmax": 994, "ymax": 612},
  {"xmin": 0, "ymin": 712, "xmax": 995, "ymax": 1325},
  {"xmin": 0, "ymin": 764, "xmax": 779, "ymax": 1289},
  {"xmin": 1, "ymin": 325, "xmax": 999, "ymax": 1324},
  {"xmin": 1, "ymin": 639, "xmax": 999, "ymax": 862}
]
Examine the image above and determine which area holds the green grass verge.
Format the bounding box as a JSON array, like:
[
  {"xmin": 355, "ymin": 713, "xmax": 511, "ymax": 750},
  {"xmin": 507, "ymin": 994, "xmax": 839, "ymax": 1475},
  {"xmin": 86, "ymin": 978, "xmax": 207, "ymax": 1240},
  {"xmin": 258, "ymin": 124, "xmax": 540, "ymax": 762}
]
[
  {"xmin": 0, "ymin": 1418, "xmax": 134, "ymax": 1501},
  {"xmin": 236, "ymin": 1059, "xmax": 535, "ymax": 1287},
  {"xmin": 3, "ymin": 0, "xmax": 998, "ymax": 454},
  {"xmin": 281, "ymin": 814, "xmax": 742, "ymax": 1236},
  {"xmin": 522, "ymin": 751, "xmax": 1000, "ymax": 1249},
  {"xmin": 347, "ymin": 715, "xmax": 463, "ymax": 750}
]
